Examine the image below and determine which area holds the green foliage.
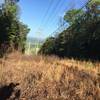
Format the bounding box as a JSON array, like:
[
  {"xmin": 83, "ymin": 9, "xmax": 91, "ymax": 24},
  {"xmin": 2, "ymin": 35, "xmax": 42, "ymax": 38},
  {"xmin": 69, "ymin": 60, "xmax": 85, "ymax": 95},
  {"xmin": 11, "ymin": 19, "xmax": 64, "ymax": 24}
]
[
  {"xmin": 64, "ymin": 9, "xmax": 83, "ymax": 25},
  {"xmin": 40, "ymin": 1, "xmax": 100, "ymax": 60},
  {"xmin": 0, "ymin": 0, "xmax": 30, "ymax": 57},
  {"xmin": 39, "ymin": 37, "xmax": 55, "ymax": 55}
]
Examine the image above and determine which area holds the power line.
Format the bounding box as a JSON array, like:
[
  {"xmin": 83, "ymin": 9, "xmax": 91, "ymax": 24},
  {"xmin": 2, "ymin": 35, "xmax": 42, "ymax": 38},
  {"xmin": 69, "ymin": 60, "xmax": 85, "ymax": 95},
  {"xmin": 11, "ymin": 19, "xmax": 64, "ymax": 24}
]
[
  {"xmin": 46, "ymin": 0, "xmax": 76, "ymax": 33},
  {"xmin": 35, "ymin": 0, "xmax": 54, "ymax": 38},
  {"xmin": 49, "ymin": 0, "xmax": 88, "ymax": 29},
  {"xmin": 42, "ymin": 0, "xmax": 67, "ymax": 37},
  {"xmin": 36, "ymin": 0, "xmax": 64, "ymax": 37},
  {"xmin": 43, "ymin": 0, "xmax": 65, "ymax": 27},
  {"xmin": 39, "ymin": 0, "xmax": 54, "ymax": 28},
  {"xmin": 49, "ymin": 0, "xmax": 92, "ymax": 37},
  {"xmin": 44, "ymin": 0, "xmax": 79, "ymax": 37},
  {"xmin": 41, "ymin": 0, "xmax": 63, "ymax": 28}
]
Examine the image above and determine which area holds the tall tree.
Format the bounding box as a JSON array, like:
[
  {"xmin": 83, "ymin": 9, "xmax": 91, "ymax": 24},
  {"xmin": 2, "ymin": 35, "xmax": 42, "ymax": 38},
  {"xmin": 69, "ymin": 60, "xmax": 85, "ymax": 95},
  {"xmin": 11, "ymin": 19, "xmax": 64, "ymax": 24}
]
[
  {"xmin": 39, "ymin": 0, "xmax": 100, "ymax": 60},
  {"xmin": 0, "ymin": 0, "xmax": 30, "ymax": 57}
]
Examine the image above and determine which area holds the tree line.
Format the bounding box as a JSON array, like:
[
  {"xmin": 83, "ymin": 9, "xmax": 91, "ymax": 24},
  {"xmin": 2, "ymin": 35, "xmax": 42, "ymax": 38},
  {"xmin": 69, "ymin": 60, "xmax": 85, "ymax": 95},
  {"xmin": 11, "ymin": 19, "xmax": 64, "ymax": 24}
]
[
  {"xmin": 0, "ymin": 0, "xmax": 30, "ymax": 57},
  {"xmin": 39, "ymin": 0, "xmax": 100, "ymax": 60}
]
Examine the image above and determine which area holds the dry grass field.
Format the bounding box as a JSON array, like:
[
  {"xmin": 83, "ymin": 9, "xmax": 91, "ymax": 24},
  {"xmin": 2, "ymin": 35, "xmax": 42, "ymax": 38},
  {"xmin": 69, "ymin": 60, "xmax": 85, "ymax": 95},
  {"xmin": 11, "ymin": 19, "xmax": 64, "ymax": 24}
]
[{"xmin": 0, "ymin": 52, "xmax": 100, "ymax": 100}]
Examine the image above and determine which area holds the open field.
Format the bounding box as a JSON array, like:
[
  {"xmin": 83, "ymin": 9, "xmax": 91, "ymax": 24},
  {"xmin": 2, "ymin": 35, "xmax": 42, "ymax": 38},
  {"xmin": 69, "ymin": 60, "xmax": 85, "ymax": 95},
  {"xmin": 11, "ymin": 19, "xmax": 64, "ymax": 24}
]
[{"xmin": 0, "ymin": 52, "xmax": 100, "ymax": 100}]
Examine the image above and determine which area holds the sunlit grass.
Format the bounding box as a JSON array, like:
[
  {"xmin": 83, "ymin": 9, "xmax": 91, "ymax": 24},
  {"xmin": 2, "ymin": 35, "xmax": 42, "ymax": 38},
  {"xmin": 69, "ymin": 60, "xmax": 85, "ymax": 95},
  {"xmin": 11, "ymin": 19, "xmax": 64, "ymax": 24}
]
[{"xmin": 0, "ymin": 52, "xmax": 100, "ymax": 99}]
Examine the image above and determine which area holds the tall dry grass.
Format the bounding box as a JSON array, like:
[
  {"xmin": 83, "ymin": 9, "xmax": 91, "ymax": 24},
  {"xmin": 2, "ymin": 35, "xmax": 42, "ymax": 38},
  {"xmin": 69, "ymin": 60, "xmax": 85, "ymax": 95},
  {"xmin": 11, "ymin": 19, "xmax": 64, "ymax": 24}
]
[{"xmin": 0, "ymin": 52, "xmax": 100, "ymax": 100}]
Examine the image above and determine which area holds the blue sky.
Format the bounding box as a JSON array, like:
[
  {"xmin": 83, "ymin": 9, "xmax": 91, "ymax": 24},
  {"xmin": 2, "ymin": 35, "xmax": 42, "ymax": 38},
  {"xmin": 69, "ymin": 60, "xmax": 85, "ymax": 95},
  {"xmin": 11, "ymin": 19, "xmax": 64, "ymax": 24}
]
[{"xmin": 1, "ymin": 0, "xmax": 88, "ymax": 39}]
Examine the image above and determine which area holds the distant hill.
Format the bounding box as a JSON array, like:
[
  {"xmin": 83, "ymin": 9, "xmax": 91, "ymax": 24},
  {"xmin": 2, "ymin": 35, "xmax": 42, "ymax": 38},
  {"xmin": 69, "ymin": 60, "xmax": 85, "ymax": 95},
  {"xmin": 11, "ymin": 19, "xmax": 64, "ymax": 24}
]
[
  {"xmin": 25, "ymin": 37, "xmax": 44, "ymax": 55},
  {"xmin": 27, "ymin": 37, "xmax": 44, "ymax": 44}
]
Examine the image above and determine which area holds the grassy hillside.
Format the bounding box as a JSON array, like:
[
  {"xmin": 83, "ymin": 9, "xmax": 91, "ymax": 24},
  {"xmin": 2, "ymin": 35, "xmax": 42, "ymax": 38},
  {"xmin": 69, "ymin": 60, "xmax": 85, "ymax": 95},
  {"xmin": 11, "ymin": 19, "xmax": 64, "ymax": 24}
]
[{"xmin": 0, "ymin": 52, "xmax": 100, "ymax": 100}]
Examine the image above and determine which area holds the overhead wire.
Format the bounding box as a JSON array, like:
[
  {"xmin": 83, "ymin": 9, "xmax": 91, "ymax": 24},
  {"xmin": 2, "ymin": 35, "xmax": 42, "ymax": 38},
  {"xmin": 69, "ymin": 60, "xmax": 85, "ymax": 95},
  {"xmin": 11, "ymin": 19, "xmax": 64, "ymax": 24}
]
[
  {"xmin": 46, "ymin": 0, "xmax": 75, "ymax": 32},
  {"xmin": 43, "ymin": 0, "xmax": 65, "ymax": 27},
  {"xmin": 40, "ymin": 0, "xmax": 63, "ymax": 29},
  {"xmin": 42, "ymin": 0, "xmax": 67, "ymax": 37},
  {"xmin": 39, "ymin": 0, "xmax": 54, "ymax": 28},
  {"xmin": 49, "ymin": 0, "xmax": 88, "ymax": 29},
  {"xmin": 35, "ymin": 0, "xmax": 54, "ymax": 36},
  {"xmin": 49, "ymin": 0, "xmax": 93, "ymax": 37},
  {"xmin": 45, "ymin": 0, "xmax": 76, "ymax": 36}
]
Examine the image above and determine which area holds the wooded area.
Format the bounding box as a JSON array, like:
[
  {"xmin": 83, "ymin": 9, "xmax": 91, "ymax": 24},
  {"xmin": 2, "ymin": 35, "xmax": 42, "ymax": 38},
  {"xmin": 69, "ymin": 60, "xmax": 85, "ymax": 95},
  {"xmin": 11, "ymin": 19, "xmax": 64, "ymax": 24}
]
[
  {"xmin": 39, "ymin": 0, "xmax": 100, "ymax": 60},
  {"xmin": 0, "ymin": 1, "xmax": 100, "ymax": 99},
  {"xmin": 0, "ymin": 0, "xmax": 30, "ymax": 57}
]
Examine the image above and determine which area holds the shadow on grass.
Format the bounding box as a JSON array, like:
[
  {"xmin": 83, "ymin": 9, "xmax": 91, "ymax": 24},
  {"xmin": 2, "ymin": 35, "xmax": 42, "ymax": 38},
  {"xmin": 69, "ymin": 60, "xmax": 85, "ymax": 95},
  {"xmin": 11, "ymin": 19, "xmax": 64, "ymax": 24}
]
[{"xmin": 0, "ymin": 82, "xmax": 20, "ymax": 100}]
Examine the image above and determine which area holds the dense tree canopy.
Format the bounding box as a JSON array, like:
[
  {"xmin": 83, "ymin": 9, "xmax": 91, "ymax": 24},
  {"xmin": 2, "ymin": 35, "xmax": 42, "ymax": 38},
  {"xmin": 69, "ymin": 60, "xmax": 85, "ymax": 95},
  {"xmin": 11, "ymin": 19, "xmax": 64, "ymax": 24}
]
[
  {"xmin": 0, "ymin": 0, "xmax": 30, "ymax": 57},
  {"xmin": 39, "ymin": 0, "xmax": 100, "ymax": 60},
  {"xmin": 39, "ymin": 37, "xmax": 55, "ymax": 55},
  {"xmin": 64, "ymin": 9, "xmax": 83, "ymax": 25}
]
